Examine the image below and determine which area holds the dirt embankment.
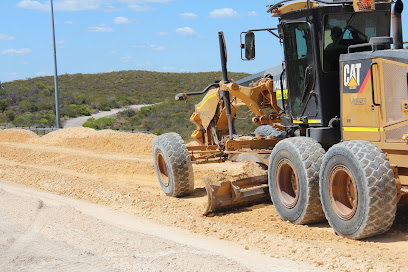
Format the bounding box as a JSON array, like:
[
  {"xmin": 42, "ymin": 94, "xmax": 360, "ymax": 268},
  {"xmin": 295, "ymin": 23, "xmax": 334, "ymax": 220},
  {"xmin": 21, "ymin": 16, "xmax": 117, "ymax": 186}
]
[{"xmin": 0, "ymin": 128, "xmax": 407, "ymax": 272}]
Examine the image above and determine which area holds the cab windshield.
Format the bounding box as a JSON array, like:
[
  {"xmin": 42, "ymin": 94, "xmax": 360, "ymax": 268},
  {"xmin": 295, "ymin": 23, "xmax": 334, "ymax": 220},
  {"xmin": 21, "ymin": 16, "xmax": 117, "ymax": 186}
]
[{"xmin": 323, "ymin": 11, "xmax": 390, "ymax": 72}]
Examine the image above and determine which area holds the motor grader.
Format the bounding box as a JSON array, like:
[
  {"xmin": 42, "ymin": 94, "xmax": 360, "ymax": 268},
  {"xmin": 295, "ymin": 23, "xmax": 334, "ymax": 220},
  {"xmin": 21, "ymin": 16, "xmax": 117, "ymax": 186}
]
[{"xmin": 152, "ymin": 0, "xmax": 408, "ymax": 239}]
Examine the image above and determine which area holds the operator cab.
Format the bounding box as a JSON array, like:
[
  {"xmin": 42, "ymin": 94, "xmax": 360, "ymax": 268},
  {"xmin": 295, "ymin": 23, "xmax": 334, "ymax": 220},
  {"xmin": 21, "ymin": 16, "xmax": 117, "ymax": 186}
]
[{"xmin": 243, "ymin": 0, "xmax": 392, "ymax": 142}]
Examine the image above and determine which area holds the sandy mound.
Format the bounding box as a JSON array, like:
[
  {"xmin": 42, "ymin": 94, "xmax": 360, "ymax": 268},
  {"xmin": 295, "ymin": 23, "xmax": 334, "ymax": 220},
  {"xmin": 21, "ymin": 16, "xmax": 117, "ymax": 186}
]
[
  {"xmin": 0, "ymin": 129, "xmax": 39, "ymax": 143},
  {"xmin": 34, "ymin": 127, "xmax": 156, "ymax": 155},
  {"xmin": 193, "ymin": 161, "xmax": 267, "ymax": 187}
]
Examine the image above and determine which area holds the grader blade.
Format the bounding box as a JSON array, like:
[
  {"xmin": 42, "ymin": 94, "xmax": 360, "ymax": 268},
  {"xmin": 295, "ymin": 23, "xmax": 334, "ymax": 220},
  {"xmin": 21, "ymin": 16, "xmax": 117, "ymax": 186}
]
[{"xmin": 202, "ymin": 174, "xmax": 270, "ymax": 215}]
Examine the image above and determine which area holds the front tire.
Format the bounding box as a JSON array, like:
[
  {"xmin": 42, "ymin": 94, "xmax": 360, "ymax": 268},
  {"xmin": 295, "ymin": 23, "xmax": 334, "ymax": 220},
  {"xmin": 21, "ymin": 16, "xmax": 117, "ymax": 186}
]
[
  {"xmin": 254, "ymin": 125, "xmax": 286, "ymax": 139},
  {"xmin": 319, "ymin": 141, "xmax": 397, "ymax": 239},
  {"xmin": 152, "ymin": 132, "xmax": 194, "ymax": 197},
  {"xmin": 268, "ymin": 137, "xmax": 325, "ymax": 224}
]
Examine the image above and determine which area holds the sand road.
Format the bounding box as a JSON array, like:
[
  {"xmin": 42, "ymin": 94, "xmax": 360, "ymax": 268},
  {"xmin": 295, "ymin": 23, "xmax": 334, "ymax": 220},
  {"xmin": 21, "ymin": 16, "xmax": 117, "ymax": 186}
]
[
  {"xmin": 63, "ymin": 104, "xmax": 151, "ymax": 128},
  {"xmin": 0, "ymin": 127, "xmax": 407, "ymax": 272},
  {"xmin": 0, "ymin": 182, "xmax": 328, "ymax": 272}
]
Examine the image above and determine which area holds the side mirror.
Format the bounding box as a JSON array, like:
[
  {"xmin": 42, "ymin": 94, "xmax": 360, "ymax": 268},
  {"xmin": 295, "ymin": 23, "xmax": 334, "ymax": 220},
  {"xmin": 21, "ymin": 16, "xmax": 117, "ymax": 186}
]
[{"xmin": 242, "ymin": 31, "xmax": 255, "ymax": 60}]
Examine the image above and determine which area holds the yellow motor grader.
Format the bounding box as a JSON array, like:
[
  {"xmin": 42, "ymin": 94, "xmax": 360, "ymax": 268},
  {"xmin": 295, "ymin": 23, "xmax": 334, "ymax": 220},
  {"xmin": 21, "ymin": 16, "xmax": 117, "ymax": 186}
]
[{"xmin": 152, "ymin": 0, "xmax": 408, "ymax": 239}]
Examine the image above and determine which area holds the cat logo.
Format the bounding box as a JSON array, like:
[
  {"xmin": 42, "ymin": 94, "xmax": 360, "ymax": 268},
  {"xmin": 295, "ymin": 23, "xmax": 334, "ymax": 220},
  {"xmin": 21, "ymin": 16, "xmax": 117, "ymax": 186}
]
[{"xmin": 343, "ymin": 63, "xmax": 361, "ymax": 89}]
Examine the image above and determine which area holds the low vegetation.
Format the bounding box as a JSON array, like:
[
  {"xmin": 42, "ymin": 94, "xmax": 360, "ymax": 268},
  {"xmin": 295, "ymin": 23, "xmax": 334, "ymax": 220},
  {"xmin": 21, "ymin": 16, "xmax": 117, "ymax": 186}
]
[{"xmin": 1, "ymin": 70, "xmax": 257, "ymax": 139}]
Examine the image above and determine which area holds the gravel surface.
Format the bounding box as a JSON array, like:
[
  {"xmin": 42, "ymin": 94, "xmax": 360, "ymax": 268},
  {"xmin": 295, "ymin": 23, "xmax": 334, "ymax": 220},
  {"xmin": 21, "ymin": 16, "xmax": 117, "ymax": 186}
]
[
  {"xmin": 0, "ymin": 128, "xmax": 407, "ymax": 272},
  {"xmin": 0, "ymin": 182, "xmax": 327, "ymax": 272}
]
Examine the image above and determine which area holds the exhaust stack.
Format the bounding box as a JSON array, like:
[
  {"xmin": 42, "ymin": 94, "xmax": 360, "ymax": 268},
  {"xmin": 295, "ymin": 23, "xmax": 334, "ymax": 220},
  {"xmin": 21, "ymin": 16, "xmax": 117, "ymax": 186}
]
[{"xmin": 392, "ymin": 0, "xmax": 404, "ymax": 49}]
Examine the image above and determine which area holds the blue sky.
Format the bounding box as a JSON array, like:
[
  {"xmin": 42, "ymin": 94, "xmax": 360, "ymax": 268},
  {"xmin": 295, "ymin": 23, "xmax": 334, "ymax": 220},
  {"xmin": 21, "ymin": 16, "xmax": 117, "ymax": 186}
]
[{"xmin": 1, "ymin": 0, "xmax": 407, "ymax": 82}]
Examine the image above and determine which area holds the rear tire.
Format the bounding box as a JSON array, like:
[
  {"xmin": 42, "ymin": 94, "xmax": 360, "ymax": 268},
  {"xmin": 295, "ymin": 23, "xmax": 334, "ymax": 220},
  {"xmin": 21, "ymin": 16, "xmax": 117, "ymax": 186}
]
[
  {"xmin": 319, "ymin": 141, "xmax": 397, "ymax": 239},
  {"xmin": 268, "ymin": 137, "xmax": 325, "ymax": 224},
  {"xmin": 152, "ymin": 132, "xmax": 194, "ymax": 197},
  {"xmin": 254, "ymin": 125, "xmax": 286, "ymax": 139}
]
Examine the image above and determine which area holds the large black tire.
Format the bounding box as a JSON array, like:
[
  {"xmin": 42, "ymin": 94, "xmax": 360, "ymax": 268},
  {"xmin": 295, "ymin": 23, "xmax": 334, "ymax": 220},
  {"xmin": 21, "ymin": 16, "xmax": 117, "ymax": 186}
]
[
  {"xmin": 268, "ymin": 137, "xmax": 326, "ymax": 224},
  {"xmin": 152, "ymin": 132, "xmax": 194, "ymax": 197},
  {"xmin": 254, "ymin": 125, "xmax": 286, "ymax": 139},
  {"xmin": 319, "ymin": 141, "xmax": 397, "ymax": 239}
]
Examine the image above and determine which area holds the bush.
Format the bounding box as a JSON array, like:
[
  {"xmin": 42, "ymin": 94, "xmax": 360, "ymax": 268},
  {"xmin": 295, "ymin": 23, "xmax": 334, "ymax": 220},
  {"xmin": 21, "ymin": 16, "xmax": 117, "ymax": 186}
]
[
  {"xmin": 94, "ymin": 117, "xmax": 115, "ymax": 129},
  {"xmin": 83, "ymin": 117, "xmax": 98, "ymax": 129},
  {"xmin": 140, "ymin": 106, "xmax": 152, "ymax": 116},
  {"xmin": 79, "ymin": 106, "xmax": 91, "ymax": 116},
  {"xmin": 12, "ymin": 116, "xmax": 25, "ymax": 126},
  {"xmin": 0, "ymin": 99, "xmax": 8, "ymax": 112},
  {"xmin": 82, "ymin": 117, "xmax": 116, "ymax": 129},
  {"xmin": 19, "ymin": 100, "xmax": 37, "ymax": 112},
  {"xmin": 5, "ymin": 110, "xmax": 15, "ymax": 122}
]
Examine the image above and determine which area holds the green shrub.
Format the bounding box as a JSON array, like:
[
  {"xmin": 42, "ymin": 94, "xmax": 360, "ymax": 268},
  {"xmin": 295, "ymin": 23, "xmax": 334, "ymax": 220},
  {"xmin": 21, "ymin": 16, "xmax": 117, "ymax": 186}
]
[
  {"xmin": 139, "ymin": 106, "xmax": 152, "ymax": 116},
  {"xmin": 5, "ymin": 110, "xmax": 15, "ymax": 122},
  {"xmin": 12, "ymin": 116, "xmax": 25, "ymax": 126},
  {"xmin": 0, "ymin": 99, "xmax": 8, "ymax": 112},
  {"xmin": 94, "ymin": 117, "xmax": 115, "ymax": 129},
  {"xmin": 83, "ymin": 117, "xmax": 98, "ymax": 129},
  {"xmin": 79, "ymin": 106, "xmax": 91, "ymax": 116}
]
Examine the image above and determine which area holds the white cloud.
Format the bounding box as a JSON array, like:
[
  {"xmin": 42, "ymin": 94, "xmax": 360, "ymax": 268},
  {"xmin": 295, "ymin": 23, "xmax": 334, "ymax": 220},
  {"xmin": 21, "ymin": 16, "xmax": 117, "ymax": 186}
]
[
  {"xmin": 157, "ymin": 32, "xmax": 170, "ymax": 36},
  {"xmin": 209, "ymin": 8, "xmax": 239, "ymax": 18},
  {"xmin": 132, "ymin": 44, "xmax": 165, "ymax": 51},
  {"xmin": 175, "ymin": 27, "xmax": 197, "ymax": 37},
  {"xmin": 150, "ymin": 45, "xmax": 165, "ymax": 51},
  {"xmin": 179, "ymin": 12, "xmax": 197, "ymax": 19},
  {"xmin": 248, "ymin": 11, "xmax": 258, "ymax": 17},
  {"xmin": 128, "ymin": 4, "xmax": 156, "ymax": 11},
  {"xmin": 119, "ymin": 0, "xmax": 173, "ymax": 3},
  {"xmin": 55, "ymin": 0, "xmax": 101, "ymax": 11},
  {"xmin": 64, "ymin": 20, "xmax": 73, "ymax": 24},
  {"xmin": 16, "ymin": 0, "xmax": 49, "ymax": 12},
  {"xmin": 104, "ymin": 6, "xmax": 119, "ymax": 12},
  {"xmin": 86, "ymin": 24, "xmax": 113, "ymax": 33},
  {"xmin": 17, "ymin": 0, "xmax": 173, "ymax": 12},
  {"xmin": 114, "ymin": 16, "xmax": 140, "ymax": 24},
  {"xmin": 114, "ymin": 16, "xmax": 131, "ymax": 24},
  {"xmin": 36, "ymin": 72, "xmax": 47, "ymax": 76},
  {"xmin": 16, "ymin": 0, "xmax": 103, "ymax": 12},
  {"xmin": 0, "ymin": 34, "xmax": 16, "ymax": 41},
  {"xmin": 1, "ymin": 48, "xmax": 32, "ymax": 56}
]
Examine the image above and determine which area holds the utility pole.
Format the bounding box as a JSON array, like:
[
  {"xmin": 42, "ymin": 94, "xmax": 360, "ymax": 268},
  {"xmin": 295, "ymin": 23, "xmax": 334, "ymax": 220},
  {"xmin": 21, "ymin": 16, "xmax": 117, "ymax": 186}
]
[{"xmin": 50, "ymin": 0, "xmax": 61, "ymax": 128}]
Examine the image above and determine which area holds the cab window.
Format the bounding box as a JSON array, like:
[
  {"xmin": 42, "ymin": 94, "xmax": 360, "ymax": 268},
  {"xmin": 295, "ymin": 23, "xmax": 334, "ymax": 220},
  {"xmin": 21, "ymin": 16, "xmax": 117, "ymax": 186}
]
[{"xmin": 323, "ymin": 11, "xmax": 390, "ymax": 72}]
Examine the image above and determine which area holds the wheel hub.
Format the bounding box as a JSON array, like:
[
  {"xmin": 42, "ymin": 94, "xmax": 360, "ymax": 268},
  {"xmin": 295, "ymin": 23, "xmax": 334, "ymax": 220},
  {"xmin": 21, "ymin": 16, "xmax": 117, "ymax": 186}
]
[
  {"xmin": 156, "ymin": 152, "xmax": 169, "ymax": 187},
  {"xmin": 329, "ymin": 165, "xmax": 358, "ymax": 220},
  {"xmin": 276, "ymin": 159, "xmax": 299, "ymax": 209}
]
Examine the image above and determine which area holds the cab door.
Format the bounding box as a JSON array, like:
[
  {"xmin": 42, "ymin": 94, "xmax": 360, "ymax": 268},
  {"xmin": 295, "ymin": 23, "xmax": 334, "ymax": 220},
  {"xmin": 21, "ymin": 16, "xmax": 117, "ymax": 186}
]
[{"xmin": 282, "ymin": 22, "xmax": 315, "ymax": 119}]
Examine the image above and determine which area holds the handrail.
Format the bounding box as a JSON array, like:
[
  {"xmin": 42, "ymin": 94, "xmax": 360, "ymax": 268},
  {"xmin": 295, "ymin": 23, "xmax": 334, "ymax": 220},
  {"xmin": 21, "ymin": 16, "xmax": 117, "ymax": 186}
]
[
  {"xmin": 370, "ymin": 62, "xmax": 380, "ymax": 106},
  {"xmin": 175, "ymin": 82, "xmax": 220, "ymax": 101}
]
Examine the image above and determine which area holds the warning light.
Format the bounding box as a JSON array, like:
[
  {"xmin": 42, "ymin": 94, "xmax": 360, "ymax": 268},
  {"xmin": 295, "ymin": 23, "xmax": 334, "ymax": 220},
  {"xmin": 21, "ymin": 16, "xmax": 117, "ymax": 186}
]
[
  {"xmin": 353, "ymin": 0, "xmax": 375, "ymax": 12},
  {"xmin": 271, "ymin": 8, "xmax": 280, "ymax": 17}
]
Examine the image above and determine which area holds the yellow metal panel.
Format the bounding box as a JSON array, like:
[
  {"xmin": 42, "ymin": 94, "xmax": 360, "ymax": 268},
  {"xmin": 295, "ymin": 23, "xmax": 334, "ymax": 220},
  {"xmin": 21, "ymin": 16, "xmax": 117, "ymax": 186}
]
[
  {"xmin": 276, "ymin": 89, "xmax": 288, "ymax": 100},
  {"xmin": 343, "ymin": 127, "xmax": 380, "ymax": 132},
  {"xmin": 197, "ymin": 93, "xmax": 218, "ymax": 110},
  {"xmin": 292, "ymin": 119, "xmax": 321, "ymax": 124},
  {"xmin": 272, "ymin": 0, "xmax": 319, "ymax": 17},
  {"xmin": 343, "ymin": 130, "xmax": 381, "ymax": 142},
  {"xmin": 195, "ymin": 89, "xmax": 219, "ymax": 129},
  {"xmin": 341, "ymin": 59, "xmax": 381, "ymax": 141}
]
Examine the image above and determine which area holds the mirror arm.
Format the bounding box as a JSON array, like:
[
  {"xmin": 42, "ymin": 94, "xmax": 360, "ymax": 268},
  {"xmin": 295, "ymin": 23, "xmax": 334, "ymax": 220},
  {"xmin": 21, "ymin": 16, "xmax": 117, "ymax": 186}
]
[{"xmin": 267, "ymin": 29, "xmax": 280, "ymax": 39}]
